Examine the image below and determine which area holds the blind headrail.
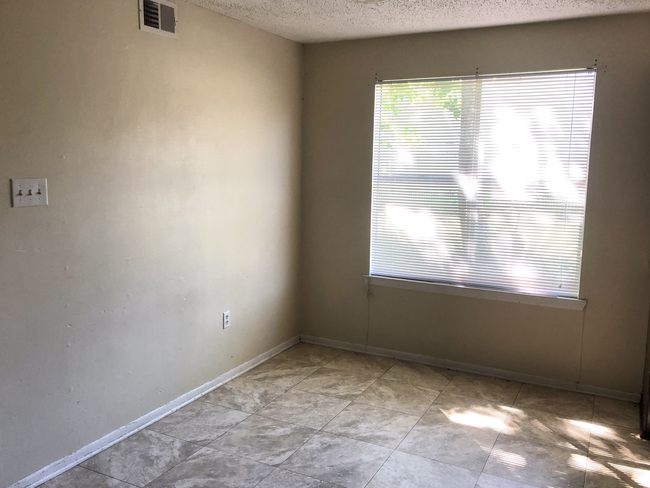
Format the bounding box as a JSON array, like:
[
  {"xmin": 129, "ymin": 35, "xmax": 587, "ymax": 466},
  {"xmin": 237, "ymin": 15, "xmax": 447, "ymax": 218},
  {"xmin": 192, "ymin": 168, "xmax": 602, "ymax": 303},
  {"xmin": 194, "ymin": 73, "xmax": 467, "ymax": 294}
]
[{"xmin": 377, "ymin": 67, "xmax": 596, "ymax": 85}]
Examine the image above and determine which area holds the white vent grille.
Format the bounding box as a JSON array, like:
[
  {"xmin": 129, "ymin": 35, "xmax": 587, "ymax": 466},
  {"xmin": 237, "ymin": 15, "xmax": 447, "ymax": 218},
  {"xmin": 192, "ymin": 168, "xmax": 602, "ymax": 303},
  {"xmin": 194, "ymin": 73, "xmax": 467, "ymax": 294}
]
[{"xmin": 139, "ymin": 0, "xmax": 177, "ymax": 38}]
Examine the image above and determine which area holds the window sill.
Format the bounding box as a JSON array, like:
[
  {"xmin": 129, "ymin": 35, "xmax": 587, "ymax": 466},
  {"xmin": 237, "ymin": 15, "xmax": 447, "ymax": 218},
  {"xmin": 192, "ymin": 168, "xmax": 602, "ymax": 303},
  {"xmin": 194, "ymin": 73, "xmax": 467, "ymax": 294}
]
[{"xmin": 363, "ymin": 275, "xmax": 587, "ymax": 311}]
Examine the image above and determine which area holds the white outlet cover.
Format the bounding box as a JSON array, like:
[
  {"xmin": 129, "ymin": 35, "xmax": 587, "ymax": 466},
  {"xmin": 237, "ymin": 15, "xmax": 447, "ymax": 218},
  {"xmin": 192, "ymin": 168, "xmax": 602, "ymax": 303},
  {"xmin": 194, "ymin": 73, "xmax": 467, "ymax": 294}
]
[
  {"xmin": 223, "ymin": 311, "xmax": 230, "ymax": 329},
  {"xmin": 11, "ymin": 179, "xmax": 48, "ymax": 207}
]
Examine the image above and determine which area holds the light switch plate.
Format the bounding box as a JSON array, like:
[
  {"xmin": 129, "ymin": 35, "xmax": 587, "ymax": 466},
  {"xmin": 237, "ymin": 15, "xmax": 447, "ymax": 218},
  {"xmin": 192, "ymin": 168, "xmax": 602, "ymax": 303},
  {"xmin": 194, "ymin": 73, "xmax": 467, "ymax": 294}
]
[{"xmin": 11, "ymin": 179, "xmax": 48, "ymax": 207}]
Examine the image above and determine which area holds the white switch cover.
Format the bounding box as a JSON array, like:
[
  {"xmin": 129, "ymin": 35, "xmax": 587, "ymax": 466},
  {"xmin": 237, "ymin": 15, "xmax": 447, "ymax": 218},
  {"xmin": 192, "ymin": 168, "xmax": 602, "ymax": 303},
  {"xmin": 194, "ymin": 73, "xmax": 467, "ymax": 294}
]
[{"xmin": 11, "ymin": 179, "xmax": 48, "ymax": 207}]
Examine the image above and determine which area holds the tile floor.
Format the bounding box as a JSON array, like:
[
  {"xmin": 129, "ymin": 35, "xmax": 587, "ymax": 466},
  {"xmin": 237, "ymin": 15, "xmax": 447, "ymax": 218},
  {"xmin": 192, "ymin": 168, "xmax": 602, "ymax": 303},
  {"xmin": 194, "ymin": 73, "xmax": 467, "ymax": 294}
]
[{"xmin": 43, "ymin": 343, "xmax": 648, "ymax": 488}]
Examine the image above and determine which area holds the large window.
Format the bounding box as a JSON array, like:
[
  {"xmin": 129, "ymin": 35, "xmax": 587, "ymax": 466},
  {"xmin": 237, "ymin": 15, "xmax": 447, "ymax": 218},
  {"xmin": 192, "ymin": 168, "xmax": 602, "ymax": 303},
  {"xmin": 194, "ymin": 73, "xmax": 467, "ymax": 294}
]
[{"xmin": 370, "ymin": 70, "xmax": 596, "ymax": 299}]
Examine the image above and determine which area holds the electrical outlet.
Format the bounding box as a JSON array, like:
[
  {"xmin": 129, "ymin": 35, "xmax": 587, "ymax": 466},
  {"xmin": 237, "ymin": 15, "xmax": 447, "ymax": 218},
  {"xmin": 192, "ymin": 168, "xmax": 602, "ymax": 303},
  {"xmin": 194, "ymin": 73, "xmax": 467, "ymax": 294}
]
[
  {"xmin": 11, "ymin": 179, "xmax": 48, "ymax": 207},
  {"xmin": 223, "ymin": 311, "xmax": 230, "ymax": 329}
]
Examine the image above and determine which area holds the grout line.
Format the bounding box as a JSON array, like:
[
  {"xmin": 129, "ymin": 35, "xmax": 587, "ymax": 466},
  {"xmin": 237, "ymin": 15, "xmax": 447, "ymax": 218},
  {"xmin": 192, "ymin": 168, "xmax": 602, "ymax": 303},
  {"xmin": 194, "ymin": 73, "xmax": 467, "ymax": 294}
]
[
  {"xmin": 340, "ymin": 399, "xmax": 424, "ymax": 419},
  {"xmin": 485, "ymin": 422, "xmax": 591, "ymax": 488},
  {"xmin": 208, "ymin": 417, "xmax": 323, "ymax": 486},
  {"xmin": 277, "ymin": 362, "xmax": 611, "ymax": 487},
  {"xmin": 76, "ymin": 465, "xmax": 140, "ymax": 487},
  {"xmin": 393, "ymin": 400, "xmax": 427, "ymax": 451},
  {"xmin": 137, "ymin": 428, "xmax": 336, "ymax": 488},
  {"xmin": 142, "ymin": 427, "xmax": 210, "ymax": 448},
  {"xmin": 512, "ymin": 382, "xmax": 525, "ymax": 406},
  {"xmin": 171, "ymin": 447, "xmax": 273, "ymax": 485},
  {"xmin": 209, "ymin": 348, "xmax": 603, "ymax": 488},
  {"xmin": 42, "ymin": 340, "xmax": 301, "ymax": 488},
  {"xmin": 271, "ymin": 466, "xmax": 348, "ymax": 488},
  {"xmin": 362, "ymin": 449, "xmax": 393, "ymax": 488},
  {"xmin": 250, "ymin": 366, "xmax": 419, "ymax": 478},
  {"xmin": 83, "ymin": 429, "xmax": 205, "ymax": 488},
  {"xmin": 390, "ymin": 391, "xmax": 499, "ymax": 477},
  {"xmin": 473, "ymin": 382, "xmax": 524, "ymax": 477},
  {"xmin": 584, "ymin": 456, "xmax": 650, "ymax": 488},
  {"xmin": 150, "ymin": 406, "xmax": 252, "ymax": 448},
  {"xmin": 373, "ymin": 376, "xmax": 446, "ymax": 395},
  {"xmin": 139, "ymin": 405, "xmax": 260, "ymax": 487},
  {"xmin": 289, "ymin": 363, "xmax": 383, "ymax": 404},
  {"xmin": 27, "ymin": 338, "xmax": 303, "ymax": 488},
  {"xmin": 477, "ymin": 405, "xmax": 514, "ymax": 476},
  {"xmin": 139, "ymin": 446, "xmax": 211, "ymax": 488},
  {"xmin": 96, "ymin": 359, "xmax": 598, "ymax": 488},
  {"xmin": 250, "ymin": 471, "xmax": 270, "ymax": 488},
  {"xmin": 301, "ymin": 337, "xmax": 641, "ymax": 403}
]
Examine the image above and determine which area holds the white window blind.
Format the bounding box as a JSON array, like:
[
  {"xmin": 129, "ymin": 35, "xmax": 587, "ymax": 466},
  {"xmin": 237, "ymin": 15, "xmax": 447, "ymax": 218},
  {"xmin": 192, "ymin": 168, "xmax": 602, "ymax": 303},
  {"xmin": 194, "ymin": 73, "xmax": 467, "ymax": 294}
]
[{"xmin": 370, "ymin": 69, "xmax": 596, "ymax": 299}]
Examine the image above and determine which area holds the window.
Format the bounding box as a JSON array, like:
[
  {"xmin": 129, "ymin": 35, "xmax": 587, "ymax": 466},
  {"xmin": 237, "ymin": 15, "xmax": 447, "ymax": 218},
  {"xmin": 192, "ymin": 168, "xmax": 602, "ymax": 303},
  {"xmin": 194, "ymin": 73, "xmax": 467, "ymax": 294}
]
[{"xmin": 370, "ymin": 70, "xmax": 596, "ymax": 299}]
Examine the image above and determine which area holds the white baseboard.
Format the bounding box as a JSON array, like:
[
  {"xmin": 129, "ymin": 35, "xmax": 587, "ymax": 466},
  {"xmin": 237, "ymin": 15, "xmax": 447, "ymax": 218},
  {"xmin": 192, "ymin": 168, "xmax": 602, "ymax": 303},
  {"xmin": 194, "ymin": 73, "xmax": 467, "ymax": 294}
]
[
  {"xmin": 300, "ymin": 334, "xmax": 640, "ymax": 403},
  {"xmin": 11, "ymin": 335, "xmax": 300, "ymax": 488}
]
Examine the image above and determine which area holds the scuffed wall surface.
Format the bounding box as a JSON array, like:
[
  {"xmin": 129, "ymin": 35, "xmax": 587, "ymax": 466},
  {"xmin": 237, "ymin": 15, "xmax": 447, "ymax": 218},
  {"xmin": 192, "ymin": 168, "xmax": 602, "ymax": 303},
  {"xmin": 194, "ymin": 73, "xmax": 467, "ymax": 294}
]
[{"xmin": 0, "ymin": 1, "xmax": 302, "ymax": 486}]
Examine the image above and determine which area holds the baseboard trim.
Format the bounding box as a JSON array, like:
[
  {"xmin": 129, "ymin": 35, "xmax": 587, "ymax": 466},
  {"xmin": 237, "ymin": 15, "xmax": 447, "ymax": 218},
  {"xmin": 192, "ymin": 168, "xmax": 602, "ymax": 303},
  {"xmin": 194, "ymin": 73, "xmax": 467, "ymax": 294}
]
[
  {"xmin": 299, "ymin": 334, "xmax": 640, "ymax": 403},
  {"xmin": 10, "ymin": 335, "xmax": 300, "ymax": 488}
]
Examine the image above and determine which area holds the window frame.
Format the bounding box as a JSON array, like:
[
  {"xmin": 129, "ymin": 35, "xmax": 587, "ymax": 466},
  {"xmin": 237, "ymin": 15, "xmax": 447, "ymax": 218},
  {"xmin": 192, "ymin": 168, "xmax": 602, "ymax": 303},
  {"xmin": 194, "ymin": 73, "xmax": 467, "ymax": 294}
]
[{"xmin": 367, "ymin": 69, "xmax": 595, "ymax": 309}]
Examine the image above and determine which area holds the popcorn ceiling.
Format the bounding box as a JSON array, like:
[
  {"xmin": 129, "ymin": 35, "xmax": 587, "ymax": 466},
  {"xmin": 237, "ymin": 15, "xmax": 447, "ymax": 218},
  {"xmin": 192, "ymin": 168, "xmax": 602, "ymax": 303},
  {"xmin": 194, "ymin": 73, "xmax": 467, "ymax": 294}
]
[{"xmin": 187, "ymin": 0, "xmax": 649, "ymax": 43}]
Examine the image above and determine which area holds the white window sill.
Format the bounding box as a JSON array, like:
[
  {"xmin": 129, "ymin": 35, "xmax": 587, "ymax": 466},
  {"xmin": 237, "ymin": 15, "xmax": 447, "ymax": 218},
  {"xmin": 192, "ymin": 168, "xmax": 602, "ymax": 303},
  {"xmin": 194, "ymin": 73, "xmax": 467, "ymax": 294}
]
[{"xmin": 363, "ymin": 275, "xmax": 587, "ymax": 311}]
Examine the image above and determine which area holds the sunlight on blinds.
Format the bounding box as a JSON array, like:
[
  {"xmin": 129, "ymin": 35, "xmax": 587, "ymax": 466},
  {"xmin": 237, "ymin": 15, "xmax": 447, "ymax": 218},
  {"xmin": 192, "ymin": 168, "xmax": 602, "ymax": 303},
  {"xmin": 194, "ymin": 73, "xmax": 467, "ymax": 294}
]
[{"xmin": 370, "ymin": 70, "xmax": 596, "ymax": 298}]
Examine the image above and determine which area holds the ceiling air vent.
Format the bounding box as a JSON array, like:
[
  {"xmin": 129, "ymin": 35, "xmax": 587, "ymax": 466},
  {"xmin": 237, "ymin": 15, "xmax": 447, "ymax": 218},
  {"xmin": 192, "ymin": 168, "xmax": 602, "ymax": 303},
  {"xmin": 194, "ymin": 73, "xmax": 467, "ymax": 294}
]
[{"xmin": 139, "ymin": 0, "xmax": 177, "ymax": 38}]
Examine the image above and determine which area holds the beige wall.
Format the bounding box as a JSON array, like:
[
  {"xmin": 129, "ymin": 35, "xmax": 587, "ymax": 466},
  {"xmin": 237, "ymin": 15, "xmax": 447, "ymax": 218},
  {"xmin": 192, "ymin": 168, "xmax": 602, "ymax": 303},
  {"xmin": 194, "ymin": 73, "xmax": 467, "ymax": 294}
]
[
  {"xmin": 301, "ymin": 15, "xmax": 650, "ymax": 395},
  {"xmin": 0, "ymin": 1, "xmax": 302, "ymax": 486},
  {"xmin": 2, "ymin": 4, "xmax": 650, "ymax": 486}
]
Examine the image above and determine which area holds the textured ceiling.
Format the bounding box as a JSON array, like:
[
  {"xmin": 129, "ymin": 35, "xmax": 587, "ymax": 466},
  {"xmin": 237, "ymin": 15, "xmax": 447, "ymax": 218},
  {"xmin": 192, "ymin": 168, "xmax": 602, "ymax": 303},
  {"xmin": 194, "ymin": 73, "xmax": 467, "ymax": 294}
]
[{"xmin": 187, "ymin": 0, "xmax": 650, "ymax": 43}]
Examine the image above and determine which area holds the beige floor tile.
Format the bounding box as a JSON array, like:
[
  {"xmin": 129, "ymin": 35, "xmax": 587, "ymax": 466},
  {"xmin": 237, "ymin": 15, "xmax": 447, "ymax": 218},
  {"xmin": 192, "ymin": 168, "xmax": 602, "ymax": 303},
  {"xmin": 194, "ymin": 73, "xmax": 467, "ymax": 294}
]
[
  {"xmin": 355, "ymin": 378, "xmax": 439, "ymax": 416},
  {"xmin": 323, "ymin": 402, "xmax": 420, "ymax": 448},
  {"xmin": 147, "ymin": 447, "xmax": 274, "ymax": 488},
  {"xmin": 281, "ymin": 432, "xmax": 391, "ymax": 488},
  {"xmin": 594, "ymin": 397, "xmax": 641, "ymax": 430},
  {"xmin": 398, "ymin": 408, "xmax": 502, "ymax": 471},
  {"xmin": 209, "ymin": 415, "xmax": 316, "ymax": 466},
  {"xmin": 81, "ymin": 430, "xmax": 201, "ymax": 487},
  {"xmin": 257, "ymin": 389, "xmax": 350, "ymax": 429},
  {"xmin": 46, "ymin": 356, "xmax": 631, "ymax": 488},
  {"xmin": 475, "ymin": 472, "xmax": 539, "ymax": 488},
  {"xmin": 382, "ymin": 361, "xmax": 456, "ymax": 391},
  {"xmin": 444, "ymin": 372, "xmax": 521, "ymax": 405},
  {"xmin": 276, "ymin": 343, "xmax": 344, "ymax": 366},
  {"xmin": 366, "ymin": 450, "xmax": 480, "ymax": 488},
  {"xmin": 41, "ymin": 466, "xmax": 132, "ymax": 488},
  {"xmin": 147, "ymin": 400, "xmax": 249, "ymax": 445},
  {"xmin": 294, "ymin": 367, "xmax": 377, "ymax": 400},
  {"xmin": 586, "ymin": 454, "xmax": 650, "ymax": 487},
  {"xmin": 429, "ymin": 391, "xmax": 511, "ymax": 423},
  {"xmin": 514, "ymin": 384, "xmax": 595, "ymax": 421},
  {"xmin": 500, "ymin": 406, "xmax": 591, "ymax": 452},
  {"xmin": 589, "ymin": 421, "xmax": 650, "ymax": 466},
  {"xmin": 484, "ymin": 436, "xmax": 587, "ymax": 488},
  {"xmin": 242, "ymin": 358, "xmax": 320, "ymax": 389},
  {"xmin": 203, "ymin": 377, "xmax": 287, "ymax": 414},
  {"xmin": 325, "ymin": 351, "xmax": 397, "ymax": 378}
]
